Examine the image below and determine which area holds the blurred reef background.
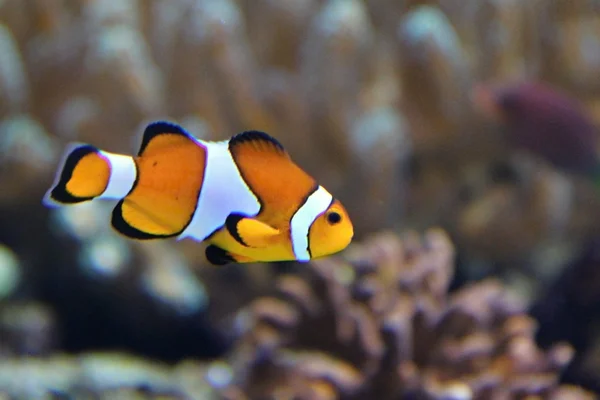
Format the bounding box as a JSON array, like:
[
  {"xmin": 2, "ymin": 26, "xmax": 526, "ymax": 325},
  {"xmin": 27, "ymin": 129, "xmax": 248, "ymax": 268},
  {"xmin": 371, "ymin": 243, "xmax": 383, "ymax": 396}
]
[{"xmin": 2, "ymin": 0, "xmax": 600, "ymax": 398}]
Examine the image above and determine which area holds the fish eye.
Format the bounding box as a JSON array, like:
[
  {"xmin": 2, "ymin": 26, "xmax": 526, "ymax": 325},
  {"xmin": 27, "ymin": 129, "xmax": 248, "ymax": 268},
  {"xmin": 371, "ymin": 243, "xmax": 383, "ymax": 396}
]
[{"xmin": 326, "ymin": 211, "xmax": 341, "ymax": 225}]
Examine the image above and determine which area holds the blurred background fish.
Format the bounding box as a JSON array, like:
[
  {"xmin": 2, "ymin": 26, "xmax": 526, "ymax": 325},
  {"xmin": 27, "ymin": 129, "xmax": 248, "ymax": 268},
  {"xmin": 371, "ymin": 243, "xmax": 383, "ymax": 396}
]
[
  {"xmin": 472, "ymin": 81, "xmax": 599, "ymax": 178},
  {"xmin": 1, "ymin": 0, "xmax": 600, "ymax": 398}
]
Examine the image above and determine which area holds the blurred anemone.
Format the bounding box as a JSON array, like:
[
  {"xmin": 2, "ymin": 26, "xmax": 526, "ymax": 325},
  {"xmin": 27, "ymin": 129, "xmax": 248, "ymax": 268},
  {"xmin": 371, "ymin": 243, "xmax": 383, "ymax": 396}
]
[
  {"xmin": 0, "ymin": 0, "xmax": 599, "ymax": 396},
  {"xmin": 0, "ymin": 302, "xmax": 58, "ymax": 357},
  {"xmin": 0, "ymin": 115, "xmax": 58, "ymax": 204},
  {"xmin": 0, "ymin": 22, "xmax": 28, "ymax": 111},
  {"xmin": 397, "ymin": 5, "xmax": 471, "ymax": 142},
  {"xmin": 0, "ymin": 244, "xmax": 20, "ymax": 300},
  {"xmin": 0, "ymin": 353, "xmax": 220, "ymax": 399}
]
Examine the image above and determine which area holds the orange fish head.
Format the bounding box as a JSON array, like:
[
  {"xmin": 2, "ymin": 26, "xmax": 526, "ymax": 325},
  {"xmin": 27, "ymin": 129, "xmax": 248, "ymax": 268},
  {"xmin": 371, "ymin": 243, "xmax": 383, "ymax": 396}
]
[{"xmin": 308, "ymin": 199, "xmax": 354, "ymax": 259}]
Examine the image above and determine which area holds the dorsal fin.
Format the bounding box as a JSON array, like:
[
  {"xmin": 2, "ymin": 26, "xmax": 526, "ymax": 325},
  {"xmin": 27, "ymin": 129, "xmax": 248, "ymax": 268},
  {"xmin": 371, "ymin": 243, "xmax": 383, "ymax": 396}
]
[
  {"xmin": 111, "ymin": 120, "xmax": 206, "ymax": 240},
  {"xmin": 228, "ymin": 130, "xmax": 288, "ymax": 158},
  {"xmin": 138, "ymin": 121, "xmax": 193, "ymax": 156}
]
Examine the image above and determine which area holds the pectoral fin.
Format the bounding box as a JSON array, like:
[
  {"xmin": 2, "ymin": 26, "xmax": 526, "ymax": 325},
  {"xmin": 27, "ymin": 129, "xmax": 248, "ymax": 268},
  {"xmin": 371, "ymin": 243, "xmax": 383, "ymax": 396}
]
[{"xmin": 225, "ymin": 213, "xmax": 280, "ymax": 248}]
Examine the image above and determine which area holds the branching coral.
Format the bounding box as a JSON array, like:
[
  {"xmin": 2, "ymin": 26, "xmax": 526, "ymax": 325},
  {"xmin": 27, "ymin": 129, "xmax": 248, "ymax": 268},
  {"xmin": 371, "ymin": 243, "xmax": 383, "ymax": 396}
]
[{"xmin": 220, "ymin": 230, "xmax": 595, "ymax": 399}]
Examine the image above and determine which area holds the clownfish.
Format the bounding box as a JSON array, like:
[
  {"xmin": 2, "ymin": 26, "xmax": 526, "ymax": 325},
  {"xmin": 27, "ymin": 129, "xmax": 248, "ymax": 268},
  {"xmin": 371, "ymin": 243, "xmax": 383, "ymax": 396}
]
[{"xmin": 43, "ymin": 121, "xmax": 354, "ymax": 265}]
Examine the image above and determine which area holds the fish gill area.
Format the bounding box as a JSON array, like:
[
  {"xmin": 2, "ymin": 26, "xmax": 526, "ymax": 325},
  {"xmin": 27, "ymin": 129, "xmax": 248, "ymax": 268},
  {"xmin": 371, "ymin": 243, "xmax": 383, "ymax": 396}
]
[{"xmin": 1, "ymin": 0, "xmax": 600, "ymax": 399}]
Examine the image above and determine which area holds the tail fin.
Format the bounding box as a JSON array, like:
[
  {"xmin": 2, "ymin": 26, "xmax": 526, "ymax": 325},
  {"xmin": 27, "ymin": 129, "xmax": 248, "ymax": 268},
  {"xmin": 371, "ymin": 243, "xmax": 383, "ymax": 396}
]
[{"xmin": 43, "ymin": 143, "xmax": 112, "ymax": 207}]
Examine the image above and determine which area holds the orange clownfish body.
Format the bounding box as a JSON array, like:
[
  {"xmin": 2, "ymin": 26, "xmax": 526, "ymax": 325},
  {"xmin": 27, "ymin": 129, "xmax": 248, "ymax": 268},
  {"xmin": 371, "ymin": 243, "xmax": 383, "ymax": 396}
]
[{"xmin": 43, "ymin": 121, "xmax": 354, "ymax": 265}]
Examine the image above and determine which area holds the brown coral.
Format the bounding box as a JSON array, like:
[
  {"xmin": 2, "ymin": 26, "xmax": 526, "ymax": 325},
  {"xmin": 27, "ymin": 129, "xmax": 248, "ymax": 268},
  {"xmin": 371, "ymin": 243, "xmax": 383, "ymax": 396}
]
[{"xmin": 221, "ymin": 230, "xmax": 595, "ymax": 400}]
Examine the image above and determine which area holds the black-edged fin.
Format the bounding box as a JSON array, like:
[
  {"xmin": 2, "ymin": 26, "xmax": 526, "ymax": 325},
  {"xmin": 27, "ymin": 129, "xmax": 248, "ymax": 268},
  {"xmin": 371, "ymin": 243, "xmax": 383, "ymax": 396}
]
[
  {"xmin": 225, "ymin": 213, "xmax": 249, "ymax": 247},
  {"xmin": 225, "ymin": 213, "xmax": 280, "ymax": 248},
  {"xmin": 111, "ymin": 198, "xmax": 181, "ymax": 240},
  {"xmin": 43, "ymin": 143, "xmax": 109, "ymax": 207},
  {"xmin": 138, "ymin": 121, "xmax": 193, "ymax": 156},
  {"xmin": 49, "ymin": 145, "xmax": 97, "ymax": 204},
  {"xmin": 205, "ymin": 245, "xmax": 237, "ymax": 266},
  {"xmin": 228, "ymin": 130, "xmax": 289, "ymax": 157},
  {"xmin": 112, "ymin": 121, "xmax": 205, "ymax": 240}
]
